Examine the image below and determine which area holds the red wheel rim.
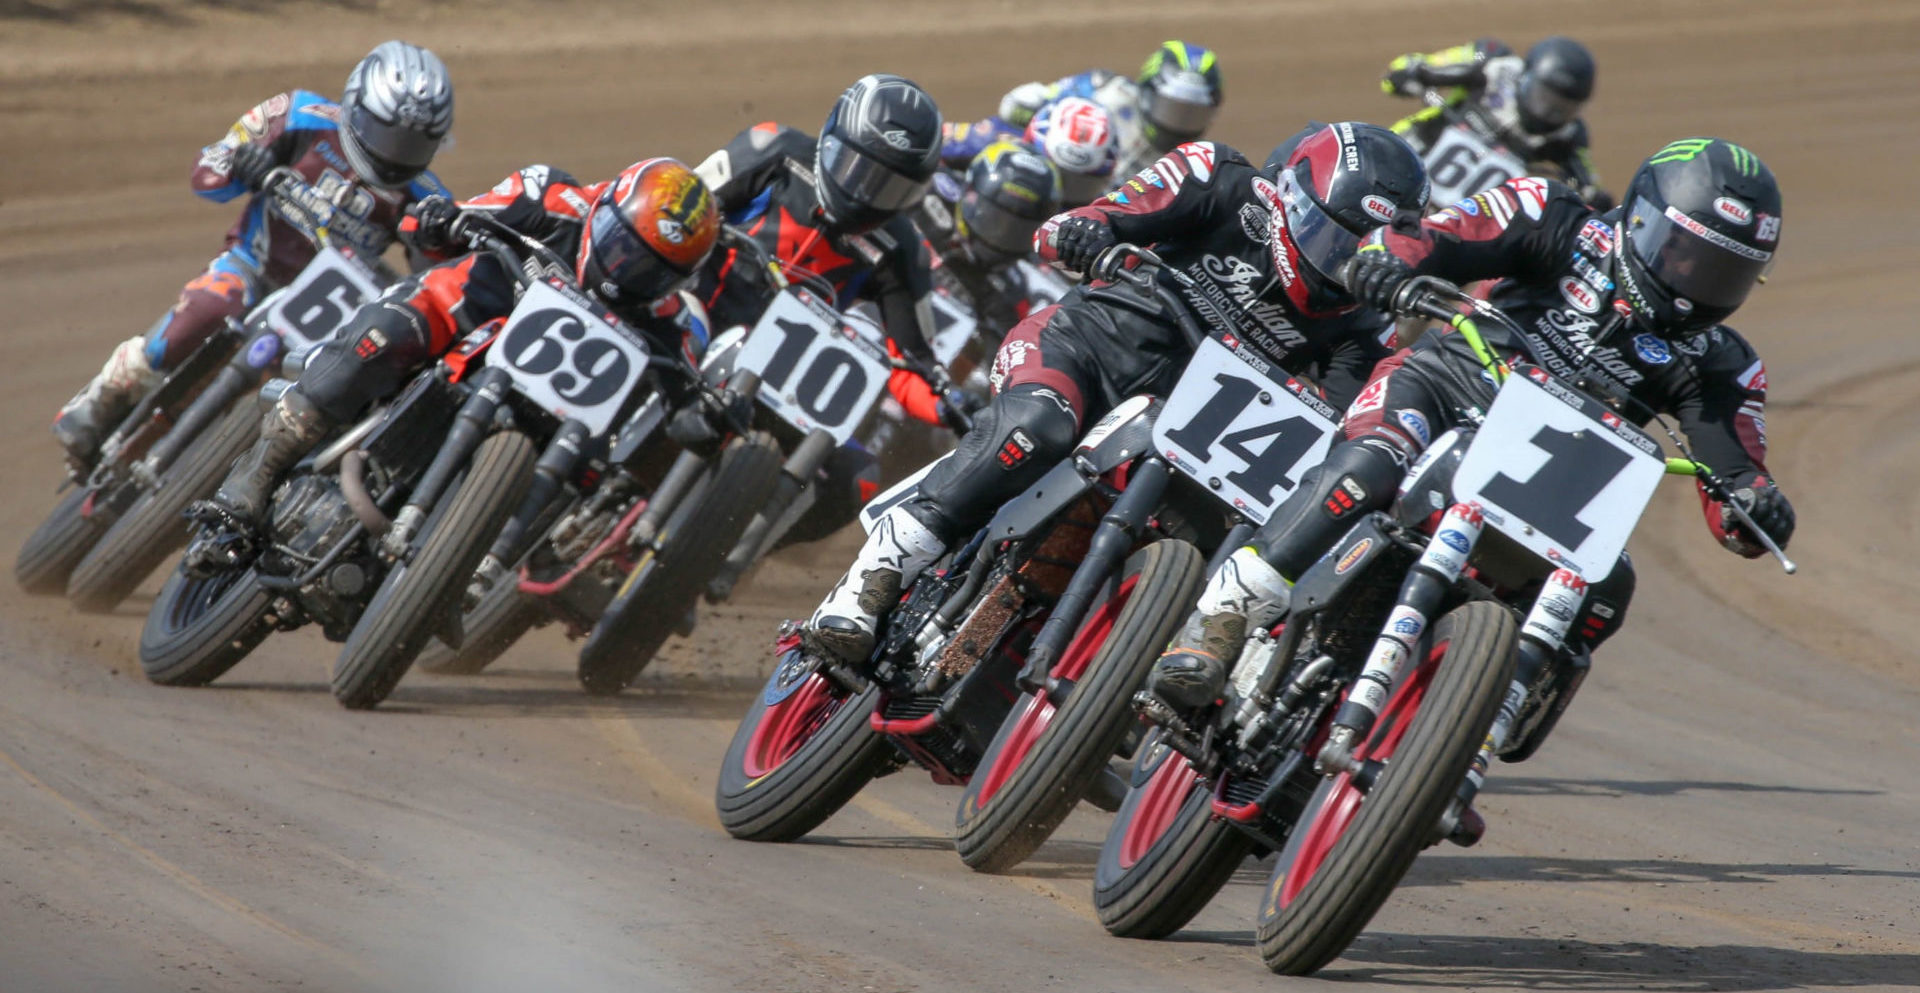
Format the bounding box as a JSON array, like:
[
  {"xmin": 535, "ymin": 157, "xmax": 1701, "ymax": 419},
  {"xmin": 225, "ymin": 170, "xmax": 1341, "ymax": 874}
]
[
  {"xmin": 741, "ymin": 673, "xmax": 842, "ymax": 780},
  {"xmin": 1117, "ymin": 746, "xmax": 1199, "ymax": 869},
  {"xmin": 969, "ymin": 575, "xmax": 1137, "ymax": 808},
  {"xmin": 1276, "ymin": 638, "xmax": 1448, "ymax": 908}
]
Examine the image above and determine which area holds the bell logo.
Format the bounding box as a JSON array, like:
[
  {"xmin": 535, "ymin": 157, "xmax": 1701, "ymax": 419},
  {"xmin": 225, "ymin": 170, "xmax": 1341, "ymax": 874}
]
[
  {"xmin": 1360, "ymin": 194, "xmax": 1396, "ymax": 224},
  {"xmin": 1713, "ymin": 196, "xmax": 1753, "ymax": 225}
]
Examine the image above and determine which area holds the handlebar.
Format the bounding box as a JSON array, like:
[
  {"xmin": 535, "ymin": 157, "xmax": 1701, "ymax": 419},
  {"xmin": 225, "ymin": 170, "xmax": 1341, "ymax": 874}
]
[{"xmin": 1086, "ymin": 243, "xmax": 1209, "ymax": 351}]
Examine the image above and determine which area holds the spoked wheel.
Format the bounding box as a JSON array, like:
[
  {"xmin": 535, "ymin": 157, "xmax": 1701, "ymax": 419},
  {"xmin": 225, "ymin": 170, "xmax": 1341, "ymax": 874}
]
[
  {"xmin": 953, "ymin": 539, "xmax": 1205, "ymax": 872},
  {"xmin": 1093, "ymin": 732, "xmax": 1257, "ymax": 938},
  {"xmin": 1255, "ymin": 600, "xmax": 1517, "ymax": 975},
  {"xmin": 15, "ymin": 486, "xmax": 110, "ymax": 595},
  {"xmin": 715, "ymin": 654, "xmax": 891, "ymax": 842},
  {"xmin": 138, "ymin": 564, "xmax": 276, "ymax": 686}
]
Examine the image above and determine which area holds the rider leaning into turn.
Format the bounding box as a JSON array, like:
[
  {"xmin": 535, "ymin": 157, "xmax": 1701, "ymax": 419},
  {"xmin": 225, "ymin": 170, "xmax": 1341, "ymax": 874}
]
[
  {"xmin": 1383, "ymin": 35, "xmax": 1609, "ymax": 208},
  {"xmin": 801, "ymin": 122, "xmax": 1428, "ymax": 668},
  {"xmin": 913, "ymin": 139, "xmax": 1063, "ymax": 339},
  {"xmin": 1149, "ymin": 138, "xmax": 1798, "ymax": 716},
  {"xmin": 996, "ymin": 40, "xmax": 1225, "ymax": 185},
  {"xmin": 206, "ymin": 158, "xmax": 725, "ymax": 527},
  {"xmin": 52, "ymin": 41, "xmax": 455, "ymax": 466},
  {"xmin": 940, "ymin": 96, "xmax": 1119, "ymax": 207}
]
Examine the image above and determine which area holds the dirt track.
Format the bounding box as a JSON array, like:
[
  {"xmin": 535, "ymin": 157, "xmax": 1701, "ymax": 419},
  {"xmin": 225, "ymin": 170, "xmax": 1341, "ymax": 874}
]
[{"xmin": 2, "ymin": 1, "xmax": 1918, "ymax": 990}]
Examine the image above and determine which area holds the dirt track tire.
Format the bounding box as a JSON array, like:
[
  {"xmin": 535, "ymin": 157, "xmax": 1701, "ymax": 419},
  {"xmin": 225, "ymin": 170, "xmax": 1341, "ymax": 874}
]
[
  {"xmin": 715, "ymin": 670, "xmax": 890, "ymax": 842},
  {"xmin": 1254, "ymin": 600, "xmax": 1517, "ymax": 975},
  {"xmin": 138, "ymin": 564, "xmax": 276, "ymax": 687},
  {"xmin": 68, "ymin": 401, "xmax": 258, "ymax": 614},
  {"xmin": 953, "ymin": 539, "xmax": 1205, "ymax": 873},
  {"xmin": 1092, "ymin": 735, "xmax": 1257, "ymax": 939},
  {"xmin": 15, "ymin": 486, "xmax": 109, "ymax": 595},
  {"xmin": 575, "ymin": 432, "xmax": 782, "ymax": 696},
  {"xmin": 414, "ymin": 572, "xmax": 544, "ymax": 675},
  {"xmin": 331, "ymin": 430, "xmax": 537, "ymax": 710}
]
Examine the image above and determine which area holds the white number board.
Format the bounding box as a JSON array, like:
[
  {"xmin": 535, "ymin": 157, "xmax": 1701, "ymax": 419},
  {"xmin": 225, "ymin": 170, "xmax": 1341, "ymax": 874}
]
[
  {"xmin": 1151, "ymin": 336, "xmax": 1339, "ymax": 524},
  {"xmin": 1425, "ymin": 125, "xmax": 1530, "ymax": 206},
  {"xmin": 735, "ymin": 290, "xmax": 892, "ymax": 444},
  {"xmin": 484, "ymin": 279, "xmax": 650, "ymax": 437},
  {"xmin": 1452, "ymin": 371, "xmax": 1666, "ymax": 579},
  {"xmin": 264, "ymin": 245, "xmax": 386, "ymax": 349}
]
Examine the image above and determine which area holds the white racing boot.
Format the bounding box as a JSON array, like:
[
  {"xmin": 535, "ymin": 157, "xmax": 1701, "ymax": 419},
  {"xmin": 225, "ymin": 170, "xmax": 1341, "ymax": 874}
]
[
  {"xmin": 804, "ymin": 505, "xmax": 945, "ymax": 665},
  {"xmin": 1148, "ymin": 547, "xmax": 1292, "ymax": 710},
  {"xmin": 52, "ymin": 336, "xmax": 159, "ymax": 464}
]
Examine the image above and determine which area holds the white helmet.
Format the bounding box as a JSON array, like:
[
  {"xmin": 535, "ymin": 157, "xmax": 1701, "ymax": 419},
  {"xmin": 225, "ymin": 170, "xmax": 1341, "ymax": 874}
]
[
  {"xmin": 340, "ymin": 40, "xmax": 454, "ymax": 188},
  {"xmin": 1023, "ymin": 97, "xmax": 1117, "ymax": 205}
]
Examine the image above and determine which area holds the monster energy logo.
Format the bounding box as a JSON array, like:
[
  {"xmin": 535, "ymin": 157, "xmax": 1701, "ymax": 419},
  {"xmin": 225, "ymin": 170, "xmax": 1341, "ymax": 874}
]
[{"xmin": 1648, "ymin": 138, "xmax": 1761, "ymax": 176}]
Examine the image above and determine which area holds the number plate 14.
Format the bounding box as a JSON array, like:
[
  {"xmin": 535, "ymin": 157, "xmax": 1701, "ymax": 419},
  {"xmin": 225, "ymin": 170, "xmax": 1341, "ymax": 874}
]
[{"xmin": 1151, "ymin": 336, "xmax": 1338, "ymax": 524}]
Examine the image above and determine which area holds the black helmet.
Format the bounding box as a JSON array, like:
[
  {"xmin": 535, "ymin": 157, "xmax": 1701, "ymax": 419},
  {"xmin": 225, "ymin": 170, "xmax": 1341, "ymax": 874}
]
[
  {"xmin": 816, "ymin": 74, "xmax": 942, "ymax": 233},
  {"xmin": 958, "ymin": 140, "xmax": 1060, "ymax": 264},
  {"xmin": 1515, "ymin": 36, "xmax": 1595, "ymax": 135},
  {"xmin": 1136, "ymin": 41, "xmax": 1224, "ymax": 152},
  {"xmin": 1267, "ymin": 122, "xmax": 1429, "ymax": 312},
  {"xmin": 340, "ymin": 40, "xmax": 454, "ymax": 188},
  {"xmin": 1614, "ymin": 138, "xmax": 1780, "ymax": 335}
]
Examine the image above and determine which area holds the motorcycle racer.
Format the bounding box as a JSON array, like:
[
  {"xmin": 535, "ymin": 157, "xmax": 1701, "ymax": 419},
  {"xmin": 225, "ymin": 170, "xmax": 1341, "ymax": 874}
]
[
  {"xmin": 802, "ymin": 122, "xmax": 1425, "ymax": 667},
  {"xmin": 914, "ymin": 139, "xmax": 1063, "ymax": 340},
  {"xmin": 1383, "ymin": 36, "xmax": 1608, "ymax": 208},
  {"xmin": 940, "ymin": 97, "xmax": 1118, "ymax": 206},
  {"xmin": 51, "ymin": 40, "xmax": 455, "ymax": 465},
  {"xmin": 997, "ymin": 40, "xmax": 1225, "ymax": 184},
  {"xmin": 1149, "ymin": 138, "xmax": 1797, "ymax": 718},
  {"xmin": 205, "ymin": 158, "xmax": 723, "ymax": 527}
]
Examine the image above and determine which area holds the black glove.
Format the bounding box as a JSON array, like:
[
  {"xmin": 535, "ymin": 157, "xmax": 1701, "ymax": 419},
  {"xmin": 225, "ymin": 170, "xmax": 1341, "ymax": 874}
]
[
  {"xmin": 1581, "ymin": 186, "xmax": 1616, "ymax": 213},
  {"xmin": 666, "ymin": 388, "xmax": 752, "ymax": 453},
  {"xmin": 229, "ymin": 142, "xmax": 277, "ymax": 193},
  {"xmin": 406, "ymin": 196, "xmax": 463, "ymax": 254},
  {"xmin": 1343, "ymin": 250, "xmax": 1414, "ymax": 313},
  {"xmin": 936, "ymin": 387, "xmax": 987, "ymax": 434},
  {"xmin": 1720, "ymin": 478, "xmax": 1795, "ymax": 556},
  {"xmin": 1049, "ymin": 216, "xmax": 1117, "ymax": 276}
]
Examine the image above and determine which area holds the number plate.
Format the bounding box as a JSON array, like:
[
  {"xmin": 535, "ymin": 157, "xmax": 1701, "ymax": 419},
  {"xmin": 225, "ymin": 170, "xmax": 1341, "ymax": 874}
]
[
  {"xmin": 928, "ymin": 290, "xmax": 977, "ymax": 366},
  {"xmin": 483, "ymin": 279, "xmax": 651, "ymax": 437},
  {"xmin": 1452, "ymin": 369, "xmax": 1666, "ymax": 579},
  {"xmin": 1425, "ymin": 125, "xmax": 1529, "ymax": 205},
  {"xmin": 1151, "ymin": 336, "xmax": 1339, "ymax": 524},
  {"xmin": 263, "ymin": 245, "xmax": 387, "ymax": 349},
  {"xmin": 735, "ymin": 289, "xmax": 892, "ymax": 444}
]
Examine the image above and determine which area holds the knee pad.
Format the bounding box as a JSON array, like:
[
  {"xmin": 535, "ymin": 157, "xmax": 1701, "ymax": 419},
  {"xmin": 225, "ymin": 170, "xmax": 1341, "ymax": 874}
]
[
  {"xmin": 296, "ymin": 300, "xmax": 433, "ymax": 423},
  {"xmin": 908, "ymin": 383, "xmax": 1080, "ymax": 540},
  {"xmin": 1248, "ymin": 439, "xmax": 1406, "ymax": 580}
]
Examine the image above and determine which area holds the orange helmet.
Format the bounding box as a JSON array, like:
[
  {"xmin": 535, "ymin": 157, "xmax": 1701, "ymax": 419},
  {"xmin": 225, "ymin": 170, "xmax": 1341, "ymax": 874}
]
[{"xmin": 577, "ymin": 158, "xmax": 719, "ymax": 318}]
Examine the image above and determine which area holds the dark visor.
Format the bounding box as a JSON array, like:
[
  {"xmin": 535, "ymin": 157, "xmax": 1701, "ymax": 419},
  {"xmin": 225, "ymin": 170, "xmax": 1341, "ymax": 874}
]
[
  {"xmin": 1626, "ymin": 197, "xmax": 1773, "ymax": 309},
  {"xmin": 590, "ymin": 203, "xmax": 691, "ymax": 302},
  {"xmin": 1280, "ymin": 168, "xmax": 1363, "ymax": 280},
  {"xmin": 1517, "ymin": 76, "xmax": 1582, "ymax": 129},
  {"xmin": 819, "ymin": 133, "xmax": 930, "ymax": 213},
  {"xmin": 958, "ymin": 195, "xmax": 1043, "ymax": 261},
  {"xmin": 345, "ymin": 105, "xmax": 441, "ymax": 179}
]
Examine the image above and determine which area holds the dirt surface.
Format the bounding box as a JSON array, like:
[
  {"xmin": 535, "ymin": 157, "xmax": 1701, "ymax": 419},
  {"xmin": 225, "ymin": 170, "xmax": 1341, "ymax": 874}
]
[{"xmin": 3, "ymin": 1, "xmax": 1918, "ymax": 990}]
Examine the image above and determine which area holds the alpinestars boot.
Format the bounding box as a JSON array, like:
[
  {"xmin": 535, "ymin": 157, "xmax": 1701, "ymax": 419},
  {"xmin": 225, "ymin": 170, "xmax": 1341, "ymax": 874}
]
[
  {"xmin": 804, "ymin": 505, "xmax": 945, "ymax": 664},
  {"xmin": 1149, "ymin": 547, "xmax": 1292, "ymax": 710},
  {"xmin": 52, "ymin": 336, "xmax": 159, "ymax": 465},
  {"xmin": 211, "ymin": 391, "xmax": 331, "ymax": 527}
]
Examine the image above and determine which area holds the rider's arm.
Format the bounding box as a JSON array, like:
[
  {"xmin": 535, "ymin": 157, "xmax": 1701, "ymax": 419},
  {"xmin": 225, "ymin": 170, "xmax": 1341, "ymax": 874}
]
[
  {"xmin": 399, "ymin": 165, "xmax": 596, "ymax": 260},
  {"xmin": 191, "ymin": 91, "xmax": 299, "ymax": 202},
  {"xmin": 693, "ymin": 123, "xmax": 808, "ymax": 216},
  {"xmin": 1667, "ymin": 328, "xmax": 1784, "ymax": 556},
  {"xmin": 1033, "ymin": 141, "xmax": 1236, "ymax": 266},
  {"xmin": 1365, "ymin": 175, "xmax": 1584, "ymax": 286},
  {"xmin": 864, "ymin": 217, "xmax": 948, "ymax": 425},
  {"xmin": 1381, "ymin": 39, "xmax": 1508, "ymax": 97}
]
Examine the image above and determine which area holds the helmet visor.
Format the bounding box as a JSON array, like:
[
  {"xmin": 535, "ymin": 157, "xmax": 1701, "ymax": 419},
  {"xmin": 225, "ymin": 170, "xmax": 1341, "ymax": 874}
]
[
  {"xmin": 345, "ymin": 105, "xmax": 441, "ymax": 183},
  {"xmin": 1279, "ymin": 168, "xmax": 1363, "ymax": 280},
  {"xmin": 589, "ymin": 202, "xmax": 692, "ymax": 304},
  {"xmin": 958, "ymin": 195, "xmax": 1042, "ymax": 262},
  {"xmin": 1626, "ymin": 197, "xmax": 1772, "ymax": 310},
  {"xmin": 1517, "ymin": 75, "xmax": 1583, "ymax": 130},
  {"xmin": 819, "ymin": 133, "xmax": 931, "ymax": 214},
  {"xmin": 1139, "ymin": 76, "xmax": 1217, "ymax": 145}
]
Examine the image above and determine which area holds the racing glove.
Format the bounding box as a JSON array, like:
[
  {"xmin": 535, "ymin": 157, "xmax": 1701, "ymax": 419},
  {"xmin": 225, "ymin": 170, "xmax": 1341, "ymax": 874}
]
[
  {"xmin": 1045, "ymin": 216, "xmax": 1117, "ymax": 278},
  {"xmin": 1713, "ymin": 476, "xmax": 1795, "ymax": 557},
  {"xmin": 1343, "ymin": 249, "xmax": 1415, "ymax": 313},
  {"xmin": 229, "ymin": 142, "xmax": 278, "ymax": 193},
  {"xmin": 404, "ymin": 196, "xmax": 463, "ymax": 254}
]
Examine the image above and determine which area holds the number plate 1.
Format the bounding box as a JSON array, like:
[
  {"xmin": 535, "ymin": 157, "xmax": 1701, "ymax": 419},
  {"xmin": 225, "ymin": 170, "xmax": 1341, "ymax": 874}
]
[
  {"xmin": 484, "ymin": 279, "xmax": 651, "ymax": 437},
  {"xmin": 1425, "ymin": 125, "xmax": 1529, "ymax": 206},
  {"xmin": 263, "ymin": 245, "xmax": 386, "ymax": 349},
  {"xmin": 1452, "ymin": 371, "xmax": 1666, "ymax": 579},
  {"xmin": 1151, "ymin": 336, "xmax": 1339, "ymax": 524},
  {"xmin": 734, "ymin": 290, "xmax": 892, "ymax": 444}
]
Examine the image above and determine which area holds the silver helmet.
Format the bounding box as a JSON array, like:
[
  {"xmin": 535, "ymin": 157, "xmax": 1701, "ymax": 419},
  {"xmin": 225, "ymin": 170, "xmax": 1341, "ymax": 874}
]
[{"xmin": 340, "ymin": 40, "xmax": 453, "ymax": 188}]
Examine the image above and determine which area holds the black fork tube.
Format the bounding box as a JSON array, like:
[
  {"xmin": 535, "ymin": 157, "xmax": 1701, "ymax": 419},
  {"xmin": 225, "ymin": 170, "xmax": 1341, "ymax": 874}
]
[
  {"xmin": 388, "ymin": 367, "xmax": 511, "ymax": 549},
  {"xmin": 1016, "ymin": 457, "xmax": 1171, "ymax": 692},
  {"xmin": 137, "ymin": 336, "xmax": 269, "ymax": 480},
  {"xmin": 716, "ymin": 426, "xmax": 835, "ymax": 581},
  {"xmin": 485, "ymin": 418, "xmax": 589, "ymax": 566}
]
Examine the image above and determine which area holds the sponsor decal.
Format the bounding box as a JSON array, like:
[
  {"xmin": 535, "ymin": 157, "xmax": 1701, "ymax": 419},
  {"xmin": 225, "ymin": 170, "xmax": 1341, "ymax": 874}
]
[
  {"xmin": 1713, "ymin": 196, "xmax": 1752, "ymax": 225},
  {"xmin": 1221, "ymin": 332, "xmax": 1239, "ymax": 349},
  {"xmin": 1632, "ymin": 333, "xmax": 1672, "ymax": 365},
  {"xmin": 1558, "ymin": 275, "xmax": 1601, "ymax": 313},
  {"xmin": 1392, "ymin": 614, "xmax": 1423, "ymax": 636},
  {"xmin": 1449, "ymin": 501, "xmax": 1486, "ymax": 526},
  {"xmin": 1455, "ymin": 196, "xmax": 1480, "ymax": 217},
  {"xmin": 1578, "ymin": 218, "xmax": 1615, "ymax": 256},
  {"xmin": 558, "ymin": 189, "xmax": 592, "ymax": 217},
  {"xmin": 1180, "ymin": 141, "xmax": 1216, "ymax": 182},
  {"xmin": 1239, "ymin": 202, "xmax": 1270, "ymax": 243},
  {"xmin": 244, "ymin": 334, "xmax": 282, "ymax": 370},
  {"xmin": 1348, "ymin": 375, "xmax": 1389, "ymax": 417},
  {"xmin": 1738, "ymin": 359, "xmax": 1768, "ymax": 392},
  {"xmin": 1360, "ymin": 194, "xmax": 1397, "ymax": 224},
  {"xmin": 1334, "ymin": 537, "xmax": 1373, "ymax": 574},
  {"xmin": 1230, "ymin": 341, "xmax": 1272, "ymax": 374},
  {"xmin": 1439, "ymin": 529, "xmax": 1471, "ymax": 554},
  {"xmin": 1250, "ymin": 176, "xmax": 1281, "ymax": 209},
  {"xmin": 656, "ymin": 218, "xmax": 686, "ymax": 244},
  {"xmin": 1195, "ymin": 254, "xmax": 1307, "ymax": 346},
  {"xmin": 1600, "ymin": 410, "xmax": 1622, "ymax": 429},
  {"xmin": 1395, "ymin": 408, "xmax": 1430, "ymax": 446},
  {"xmin": 1339, "ymin": 476, "xmax": 1369, "ymax": 502},
  {"xmin": 1510, "ymin": 177, "xmax": 1549, "ymax": 221},
  {"xmin": 881, "ymin": 129, "xmax": 913, "ymax": 150},
  {"xmin": 998, "ymin": 427, "xmax": 1036, "ymax": 469},
  {"xmin": 1755, "ymin": 213, "xmax": 1780, "ymax": 243},
  {"xmin": 1570, "ymin": 253, "xmax": 1614, "ymax": 292},
  {"xmin": 989, "ymin": 336, "xmax": 1036, "ymax": 392},
  {"xmin": 1337, "ymin": 122, "xmax": 1360, "ymax": 171},
  {"xmin": 1665, "ymin": 205, "xmax": 1770, "ymax": 261},
  {"xmin": 352, "ymin": 327, "xmax": 388, "ymax": 359}
]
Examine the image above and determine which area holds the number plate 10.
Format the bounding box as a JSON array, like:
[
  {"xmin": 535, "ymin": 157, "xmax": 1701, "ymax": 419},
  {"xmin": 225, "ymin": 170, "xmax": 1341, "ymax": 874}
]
[
  {"xmin": 1151, "ymin": 336, "xmax": 1338, "ymax": 524},
  {"xmin": 484, "ymin": 279, "xmax": 651, "ymax": 437},
  {"xmin": 264, "ymin": 245, "xmax": 386, "ymax": 350},
  {"xmin": 735, "ymin": 290, "xmax": 892, "ymax": 444}
]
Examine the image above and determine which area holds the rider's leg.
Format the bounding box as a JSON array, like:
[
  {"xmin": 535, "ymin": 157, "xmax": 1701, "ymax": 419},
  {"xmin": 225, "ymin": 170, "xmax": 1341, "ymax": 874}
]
[{"xmin": 54, "ymin": 253, "xmax": 257, "ymax": 462}]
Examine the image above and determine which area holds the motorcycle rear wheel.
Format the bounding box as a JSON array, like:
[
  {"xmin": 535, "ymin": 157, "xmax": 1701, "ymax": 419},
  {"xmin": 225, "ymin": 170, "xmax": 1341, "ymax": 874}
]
[{"xmin": 15, "ymin": 487, "xmax": 108, "ymax": 595}]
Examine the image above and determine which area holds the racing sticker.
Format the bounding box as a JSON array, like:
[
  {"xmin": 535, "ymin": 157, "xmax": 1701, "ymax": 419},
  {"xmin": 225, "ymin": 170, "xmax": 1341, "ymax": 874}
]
[{"xmin": 1632, "ymin": 333, "xmax": 1672, "ymax": 365}]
